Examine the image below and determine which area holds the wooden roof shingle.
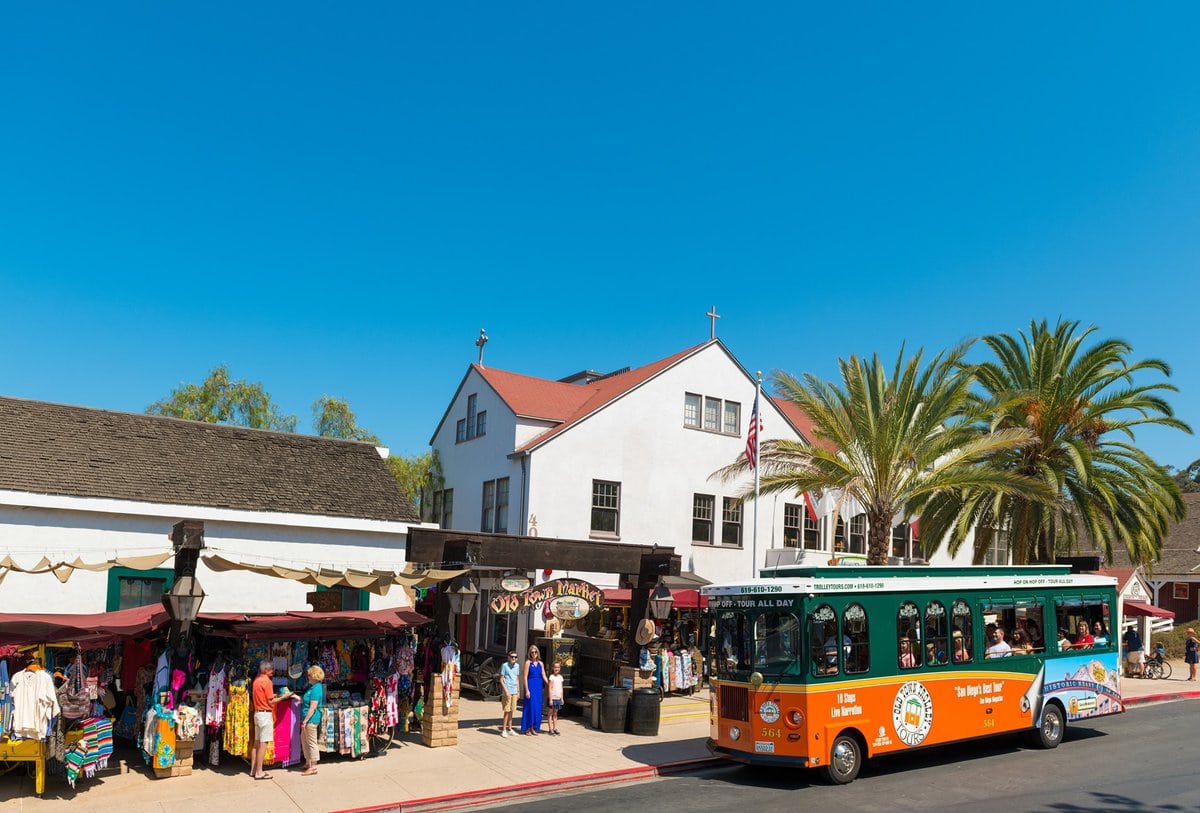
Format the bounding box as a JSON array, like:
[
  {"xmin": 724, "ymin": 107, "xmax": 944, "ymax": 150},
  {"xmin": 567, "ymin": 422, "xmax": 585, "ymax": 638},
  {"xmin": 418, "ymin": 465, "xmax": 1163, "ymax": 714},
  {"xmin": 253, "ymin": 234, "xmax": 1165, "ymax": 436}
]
[{"xmin": 0, "ymin": 396, "xmax": 418, "ymax": 523}]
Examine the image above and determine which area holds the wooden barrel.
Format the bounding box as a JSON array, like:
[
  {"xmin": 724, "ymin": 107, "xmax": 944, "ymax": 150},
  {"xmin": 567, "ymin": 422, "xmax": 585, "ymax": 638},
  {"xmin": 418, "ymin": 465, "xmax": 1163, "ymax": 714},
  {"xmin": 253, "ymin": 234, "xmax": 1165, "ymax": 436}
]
[
  {"xmin": 628, "ymin": 688, "xmax": 661, "ymax": 736},
  {"xmin": 600, "ymin": 687, "xmax": 631, "ymax": 733}
]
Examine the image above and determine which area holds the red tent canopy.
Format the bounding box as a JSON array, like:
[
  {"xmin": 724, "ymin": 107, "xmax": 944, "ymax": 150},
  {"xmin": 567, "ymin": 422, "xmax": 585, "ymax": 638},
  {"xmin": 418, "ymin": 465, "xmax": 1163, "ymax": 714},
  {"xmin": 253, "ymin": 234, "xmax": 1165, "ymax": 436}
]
[
  {"xmin": 0, "ymin": 604, "xmax": 170, "ymax": 647},
  {"xmin": 199, "ymin": 607, "xmax": 431, "ymax": 639},
  {"xmin": 1124, "ymin": 601, "xmax": 1174, "ymax": 619},
  {"xmin": 601, "ymin": 588, "xmax": 707, "ymax": 610}
]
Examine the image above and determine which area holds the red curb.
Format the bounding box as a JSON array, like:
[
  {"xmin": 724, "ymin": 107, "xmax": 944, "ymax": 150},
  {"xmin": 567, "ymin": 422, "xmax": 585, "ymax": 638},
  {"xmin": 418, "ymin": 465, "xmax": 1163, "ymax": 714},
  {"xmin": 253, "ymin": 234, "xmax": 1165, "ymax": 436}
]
[
  {"xmin": 1124, "ymin": 689, "xmax": 1200, "ymax": 707},
  {"xmin": 329, "ymin": 757, "xmax": 722, "ymax": 813}
]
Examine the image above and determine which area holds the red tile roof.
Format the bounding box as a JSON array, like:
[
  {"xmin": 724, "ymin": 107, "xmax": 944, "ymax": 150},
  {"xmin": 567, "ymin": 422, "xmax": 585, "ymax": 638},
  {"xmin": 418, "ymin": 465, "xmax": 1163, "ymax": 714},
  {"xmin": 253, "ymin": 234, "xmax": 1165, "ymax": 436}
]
[
  {"xmin": 479, "ymin": 343, "xmax": 707, "ymax": 452},
  {"xmin": 770, "ymin": 396, "xmax": 838, "ymax": 452}
]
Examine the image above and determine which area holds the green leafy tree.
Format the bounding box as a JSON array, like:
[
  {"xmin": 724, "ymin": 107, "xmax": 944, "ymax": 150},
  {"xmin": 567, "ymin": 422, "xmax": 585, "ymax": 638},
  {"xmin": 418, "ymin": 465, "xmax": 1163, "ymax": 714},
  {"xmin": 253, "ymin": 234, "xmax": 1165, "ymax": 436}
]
[
  {"xmin": 385, "ymin": 450, "xmax": 442, "ymax": 518},
  {"xmin": 1168, "ymin": 459, "xmax": 1200, "ymax": 494},
  {"xmin": 928, "ymin": 320, "xmax": 1191, "ymax": 565},
  {"xmin": 147, "ymin": 365, "xmax": 298, "ymax": 432},
  {"xmin": 717, "ymin": 345, "xmax": 1049, "ymax": 565},
  {"xmin": 312, "ymin": 395, "xmax": 380, "ymax": 443}
]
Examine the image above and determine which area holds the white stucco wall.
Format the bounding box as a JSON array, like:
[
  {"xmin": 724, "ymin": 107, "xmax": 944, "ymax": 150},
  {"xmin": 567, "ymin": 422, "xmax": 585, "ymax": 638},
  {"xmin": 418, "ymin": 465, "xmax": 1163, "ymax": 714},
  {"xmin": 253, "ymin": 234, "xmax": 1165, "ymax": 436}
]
[
  {"xmin": 0, "ymin": 499, "xmax": 418, "ymax": 614},
  {"xmin": 430, "ymin": 368, "xmax": 528, "ymax": 535},
  {"xmin": 522, "ymin": 343, "xmax": 804, "ymax": 585}
]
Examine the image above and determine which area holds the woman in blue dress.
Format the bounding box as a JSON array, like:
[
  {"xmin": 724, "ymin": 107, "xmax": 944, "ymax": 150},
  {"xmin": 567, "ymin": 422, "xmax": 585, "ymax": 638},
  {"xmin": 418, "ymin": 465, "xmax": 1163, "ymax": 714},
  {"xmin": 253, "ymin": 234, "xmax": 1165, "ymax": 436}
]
[{"xmin": 520, "ymin": 645, "xmax": 548, "ymax": 735}]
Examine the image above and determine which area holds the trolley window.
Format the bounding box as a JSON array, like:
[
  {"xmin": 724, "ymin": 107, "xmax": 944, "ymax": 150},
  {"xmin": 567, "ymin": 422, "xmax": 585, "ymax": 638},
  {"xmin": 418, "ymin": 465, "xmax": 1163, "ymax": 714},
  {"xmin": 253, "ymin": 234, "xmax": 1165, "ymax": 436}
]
[
  {"xmin": 844, "ymin": 602, "xmax": 870, "ymax": 674},
  {"xmin": 809, "ymin": 604, "xmax": 842, "ymax": 677},
  {"xmin": 717, "ymin": 611, "xmax": 751, "ymax": 676},
  {"xmin": 1054, "ymin": 597, "xmax": 1112, "ymax": 651},
  {"xmin": 952, "ymin": 599, "xmax": 973, "ymax": 664},
  {"xmin": 898, "ymin": 601, "xmax": 922, "ymax": 669},
  {"xmin": 925, "ymin": 601, "xmax": 949, "ymax": 666},
  {"xmin": 754, "ymin": 611, "xmax": 801, "ymax": 675}
]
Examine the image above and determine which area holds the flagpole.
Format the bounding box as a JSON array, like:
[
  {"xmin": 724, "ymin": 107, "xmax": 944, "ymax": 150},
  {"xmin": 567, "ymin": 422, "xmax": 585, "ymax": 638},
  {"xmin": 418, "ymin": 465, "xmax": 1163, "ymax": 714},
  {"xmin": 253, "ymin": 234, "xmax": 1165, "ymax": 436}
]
[{"xmin": 752, "ymin": 371, "xmax": 761, "ymax": 579}]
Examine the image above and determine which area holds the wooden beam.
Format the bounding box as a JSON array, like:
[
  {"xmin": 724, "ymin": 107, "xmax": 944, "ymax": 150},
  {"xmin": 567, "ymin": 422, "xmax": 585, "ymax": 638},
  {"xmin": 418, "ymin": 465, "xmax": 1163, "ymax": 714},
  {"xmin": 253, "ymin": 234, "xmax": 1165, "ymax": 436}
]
[{"xmin": 407, "ymin": 528, "xmax": 679, "ymax": 577}]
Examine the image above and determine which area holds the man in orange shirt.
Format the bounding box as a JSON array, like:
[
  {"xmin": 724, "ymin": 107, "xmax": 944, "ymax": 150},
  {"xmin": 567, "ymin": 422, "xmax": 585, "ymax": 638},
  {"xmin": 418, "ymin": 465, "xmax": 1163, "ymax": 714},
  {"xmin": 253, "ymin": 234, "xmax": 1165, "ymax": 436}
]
[{"xmin": 250, "ymin": 660, "xmax": 286, "ymax": 780}]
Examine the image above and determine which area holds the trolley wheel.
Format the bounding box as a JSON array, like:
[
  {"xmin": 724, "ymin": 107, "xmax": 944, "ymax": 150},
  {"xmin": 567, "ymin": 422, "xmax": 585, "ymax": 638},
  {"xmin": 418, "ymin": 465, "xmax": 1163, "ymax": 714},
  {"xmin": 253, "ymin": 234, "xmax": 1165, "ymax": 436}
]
[
  {"xmin": 1034, "ymin": 703, "xmax": 1065, "ymax": 749},
  {"xmin": 1144, "ymin": 660, "xmax": 1163, "ymax": 680},
  {"xmin": 372, "ymin": 724, "xmax": 395, "ymax": 755},
  {"xmin": 475, "ymin": 657, "xmax": 501, "ymax": 700},
  {"xmin": 820, "ymin": 732, "xmax": 862, "ymax": 785}
]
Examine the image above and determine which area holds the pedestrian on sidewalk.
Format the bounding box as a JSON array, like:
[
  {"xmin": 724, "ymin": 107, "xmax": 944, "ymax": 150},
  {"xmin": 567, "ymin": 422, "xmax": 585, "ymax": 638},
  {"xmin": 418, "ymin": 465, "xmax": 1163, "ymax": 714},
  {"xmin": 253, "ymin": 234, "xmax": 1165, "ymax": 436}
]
[
  {"xmin": 520, "ymin": 645, "xmax": 547, "ymax": 735},
  {"xmin": 300, "ymin": 665, "xmax": 325, "ymax": 775},
  {"xmin": 547, "ymin": 661, "xmax": 564, "ymax": 735},
  {"xmin": 250, "ymin": 660, "xmax": 286, "ymax": 780},
  {"xmin": 1186, "ymin": 628, "xmax": 1198, "ymax": 681},
  {"xmin": 499, "ymin": 651, "xmax": 520, "ymax": 737},
  {"xmin": 1122, "ymin": 626, "xmax": 1143, "ymax": 678}
]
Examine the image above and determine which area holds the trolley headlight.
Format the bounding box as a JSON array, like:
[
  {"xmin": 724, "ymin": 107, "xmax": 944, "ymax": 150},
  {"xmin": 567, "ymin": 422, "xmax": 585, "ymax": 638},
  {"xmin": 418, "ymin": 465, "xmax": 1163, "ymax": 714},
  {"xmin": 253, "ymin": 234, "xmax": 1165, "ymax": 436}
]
[
  {"xmin": 785, "ymin": 709, "xmax": 804, "ymax": 728},
  {"xmin": 729, "ymin": 726, "xmax": 741, "ymax": 741},
  {"xmin": 749, "ymin": 671, "xmax": 764, "ymax": 686}
]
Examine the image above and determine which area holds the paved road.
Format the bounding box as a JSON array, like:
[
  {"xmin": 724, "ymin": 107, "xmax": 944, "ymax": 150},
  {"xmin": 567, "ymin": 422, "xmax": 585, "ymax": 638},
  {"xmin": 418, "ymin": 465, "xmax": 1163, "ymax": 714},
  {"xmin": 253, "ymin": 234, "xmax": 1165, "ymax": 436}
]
[{"xmin": 485, "ymin": 700, "xmax": 1200, "ymax": 812}]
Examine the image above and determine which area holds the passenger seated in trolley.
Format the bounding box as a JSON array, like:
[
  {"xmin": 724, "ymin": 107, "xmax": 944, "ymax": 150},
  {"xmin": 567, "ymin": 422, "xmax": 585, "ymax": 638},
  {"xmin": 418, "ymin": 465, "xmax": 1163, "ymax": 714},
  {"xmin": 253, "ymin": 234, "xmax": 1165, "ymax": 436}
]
[
  {"xmin": 985, "ymin": 624, "xmax": 1012, "ymax": 658},
  {"xmin": 951, "ymin": 630, "xmax": 971, "ymax": 664},
  {"xmin": 925, "ymin": 641, "xmax": 947, "ymax": 666},
  {"xmin": 899, "ymin": 638, "xmax": 918, "ymax": 668}
]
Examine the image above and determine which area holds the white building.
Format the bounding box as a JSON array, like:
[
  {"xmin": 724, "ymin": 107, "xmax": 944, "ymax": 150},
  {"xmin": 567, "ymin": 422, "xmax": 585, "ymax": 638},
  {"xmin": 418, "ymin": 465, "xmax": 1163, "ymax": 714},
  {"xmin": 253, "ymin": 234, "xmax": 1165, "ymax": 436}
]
[
  {"xmin": 0, "ymin": 396, "xmax": 427, "ymax": 614},
  {"xmin": 429, "ymin": 338, "xmax": 971, "ymax": 587}
]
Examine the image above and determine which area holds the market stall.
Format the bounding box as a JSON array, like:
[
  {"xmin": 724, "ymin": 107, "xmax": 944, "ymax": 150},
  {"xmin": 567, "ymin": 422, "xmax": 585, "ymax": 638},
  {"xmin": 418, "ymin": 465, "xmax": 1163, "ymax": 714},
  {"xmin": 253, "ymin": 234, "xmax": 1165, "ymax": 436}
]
[
  {"xmin": 599, "ymin": 587, "xmax": 706, "ymax": 694},
  {"xmin": 195, "ymin": 607, "xmax": 431, "ymax": 766},
  {"xmin": 0, "ymin": 605, "xmax": 170, "ymax": 796}
]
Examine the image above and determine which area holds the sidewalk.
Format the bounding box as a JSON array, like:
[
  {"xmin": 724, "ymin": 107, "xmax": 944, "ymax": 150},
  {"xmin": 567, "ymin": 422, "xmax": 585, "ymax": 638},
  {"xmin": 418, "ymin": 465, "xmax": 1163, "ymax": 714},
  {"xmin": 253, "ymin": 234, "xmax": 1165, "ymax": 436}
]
[
  {"xmin": 0, "ymin": 691, "xmax": 713, "ymax": 813},
  {"xmin": 4, "ymin": 674, "xmax": 1198, "ymax": 813}
]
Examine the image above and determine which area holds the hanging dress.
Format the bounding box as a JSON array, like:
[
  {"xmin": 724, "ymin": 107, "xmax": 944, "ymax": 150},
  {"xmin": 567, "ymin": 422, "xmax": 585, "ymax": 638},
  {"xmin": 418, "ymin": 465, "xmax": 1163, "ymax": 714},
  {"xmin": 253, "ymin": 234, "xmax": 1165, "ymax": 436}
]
[
  {"xmin": 519, "ymin": 661, "xmax": 545, "ymax": 734},
  {"xmin": 223, "ymin": 684, "xmax": 250, "ymax": 757}
]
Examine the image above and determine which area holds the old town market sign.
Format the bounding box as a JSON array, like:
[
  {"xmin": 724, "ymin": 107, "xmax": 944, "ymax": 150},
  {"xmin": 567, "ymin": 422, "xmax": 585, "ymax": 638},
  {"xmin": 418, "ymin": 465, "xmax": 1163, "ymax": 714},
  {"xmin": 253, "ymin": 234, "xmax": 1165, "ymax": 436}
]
[{"xmin": 488, "ymin": 578, "xmax": 605, "ymax": 615}]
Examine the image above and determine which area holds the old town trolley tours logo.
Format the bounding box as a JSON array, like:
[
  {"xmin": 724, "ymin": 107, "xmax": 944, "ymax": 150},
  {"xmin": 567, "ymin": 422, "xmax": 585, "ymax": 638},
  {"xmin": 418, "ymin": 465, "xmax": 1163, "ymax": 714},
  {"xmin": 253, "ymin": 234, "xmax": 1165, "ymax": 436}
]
[{"xmin": 891, "ymin": 681, "xmax": 934, "ymax": 746}]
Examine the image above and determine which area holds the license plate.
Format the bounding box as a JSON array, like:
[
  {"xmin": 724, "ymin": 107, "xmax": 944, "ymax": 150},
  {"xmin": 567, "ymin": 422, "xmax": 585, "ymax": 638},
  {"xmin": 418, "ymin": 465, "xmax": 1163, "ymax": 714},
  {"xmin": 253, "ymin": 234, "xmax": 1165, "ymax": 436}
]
[{"xmin": 754, "ymin": 741, "xmax": 775, "ymax": 753}]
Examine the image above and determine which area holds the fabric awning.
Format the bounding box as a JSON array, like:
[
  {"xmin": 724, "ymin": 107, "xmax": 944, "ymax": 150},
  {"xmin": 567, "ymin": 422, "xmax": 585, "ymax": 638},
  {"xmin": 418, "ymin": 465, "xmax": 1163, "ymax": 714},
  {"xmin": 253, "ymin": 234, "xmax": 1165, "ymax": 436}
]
[
  {"xmin": 201, "ymin": 554, "xmax": 468, "ymax": 597},
  {"xmin": 0, "ymin": 552, "xmax": 172, "ymax": 585},
  {"xmin": 198, "ymin": 607, "xmax": 431, "ymax": 639},
  {"xmin": 0, "ymin": 604, "xmax": 170, "ymax": 647},
  {"xmin": 601, "ymin": 587, "xmax": 707, "ymax": 610},
  {"xmin": 1124, "ymin": 600, "xmax": 1175, "ymax": 619}
]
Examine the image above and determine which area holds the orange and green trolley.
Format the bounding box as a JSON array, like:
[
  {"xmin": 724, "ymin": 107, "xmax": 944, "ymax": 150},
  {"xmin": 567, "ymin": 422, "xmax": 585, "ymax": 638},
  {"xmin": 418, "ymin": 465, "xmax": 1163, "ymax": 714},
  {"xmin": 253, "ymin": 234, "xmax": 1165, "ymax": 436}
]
[{"xmin": 703, "ymin": 565, "xmax": 1123, "ymax": 784}]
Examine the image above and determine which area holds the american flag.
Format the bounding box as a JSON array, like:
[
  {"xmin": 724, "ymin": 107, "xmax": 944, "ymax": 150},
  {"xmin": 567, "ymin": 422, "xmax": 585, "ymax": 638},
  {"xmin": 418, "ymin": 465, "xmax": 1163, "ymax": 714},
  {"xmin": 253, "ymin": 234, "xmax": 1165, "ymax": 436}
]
[
  {"xmin": 802, "ymin": 491, "xmax": 819, "ymax": 523},
  {"xmin": 745, "ymin": 394, "xmax": 761, "ymax": 468}
]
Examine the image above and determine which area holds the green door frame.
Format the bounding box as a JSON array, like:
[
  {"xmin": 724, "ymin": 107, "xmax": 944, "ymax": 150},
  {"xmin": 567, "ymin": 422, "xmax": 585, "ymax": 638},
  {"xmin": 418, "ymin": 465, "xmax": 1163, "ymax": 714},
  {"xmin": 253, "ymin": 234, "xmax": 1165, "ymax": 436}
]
[{"xmin": 106, "ymin": 567, "xmax": 176, "ymax": 612}]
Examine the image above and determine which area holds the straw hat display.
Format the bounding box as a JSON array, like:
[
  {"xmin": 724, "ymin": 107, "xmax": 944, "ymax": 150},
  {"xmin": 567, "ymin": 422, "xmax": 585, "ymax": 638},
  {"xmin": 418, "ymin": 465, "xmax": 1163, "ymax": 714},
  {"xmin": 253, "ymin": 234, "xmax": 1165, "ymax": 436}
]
[{"xmin": 635, "ymin": 618, "xmax": 657, "ymax": 646}]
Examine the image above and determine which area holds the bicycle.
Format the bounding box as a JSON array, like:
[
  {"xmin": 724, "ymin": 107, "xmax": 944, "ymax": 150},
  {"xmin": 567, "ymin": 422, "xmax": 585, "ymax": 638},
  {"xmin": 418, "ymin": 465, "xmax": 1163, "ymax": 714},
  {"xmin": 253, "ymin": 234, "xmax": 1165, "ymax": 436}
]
[{"xmin": 1143, "ymin": 650, "xmax": 1172, "ymax": 680}]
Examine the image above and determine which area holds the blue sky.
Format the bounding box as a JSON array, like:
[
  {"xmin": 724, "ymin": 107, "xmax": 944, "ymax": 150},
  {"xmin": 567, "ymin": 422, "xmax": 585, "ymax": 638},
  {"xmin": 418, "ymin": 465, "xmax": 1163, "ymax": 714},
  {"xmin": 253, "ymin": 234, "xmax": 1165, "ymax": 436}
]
[{"xmin": 2, "ymin": 4, "xmax": 1198, "ymax": 467}]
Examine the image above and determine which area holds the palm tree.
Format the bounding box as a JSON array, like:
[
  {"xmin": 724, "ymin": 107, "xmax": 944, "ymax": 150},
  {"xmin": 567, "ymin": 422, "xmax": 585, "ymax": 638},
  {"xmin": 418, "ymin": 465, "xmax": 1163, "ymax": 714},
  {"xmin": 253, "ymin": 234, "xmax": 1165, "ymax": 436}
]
[
  {"xmin": 717, "ymin": 345, "xmax": 1050, "ymax": 565},
  {"xmin": 920, "ymin": 319, "xmax": 1190, "ymax": 565}
]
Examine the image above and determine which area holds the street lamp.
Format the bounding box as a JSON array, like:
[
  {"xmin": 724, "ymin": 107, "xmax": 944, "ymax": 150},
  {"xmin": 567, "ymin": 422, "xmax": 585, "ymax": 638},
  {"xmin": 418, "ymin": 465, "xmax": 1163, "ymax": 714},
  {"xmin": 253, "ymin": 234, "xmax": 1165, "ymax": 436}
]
[
  {"xmin": 445, "ymin": 575, "xmax": 479, "ymax": 616},
  {"xmin": 162, "ymin": 575, "xmax": 206, "ymax": 636},
  {"xmin": 649, "ymin": 580, "xmax": 674, "ymax": 620}
]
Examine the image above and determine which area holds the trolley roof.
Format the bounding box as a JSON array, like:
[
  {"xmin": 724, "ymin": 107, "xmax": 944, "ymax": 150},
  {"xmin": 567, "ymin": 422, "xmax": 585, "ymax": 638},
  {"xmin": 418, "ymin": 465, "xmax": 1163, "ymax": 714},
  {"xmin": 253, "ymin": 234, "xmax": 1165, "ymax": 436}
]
[{"xmin": 702, "ymin": 565, "xmax": 1117, "ymax": 598}]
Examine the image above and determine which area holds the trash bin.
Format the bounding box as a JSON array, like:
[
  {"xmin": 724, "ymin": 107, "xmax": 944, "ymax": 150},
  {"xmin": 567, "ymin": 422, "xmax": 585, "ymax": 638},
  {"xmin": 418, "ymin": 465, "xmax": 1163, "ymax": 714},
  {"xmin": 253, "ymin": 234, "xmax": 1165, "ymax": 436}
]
[
  {"xmin": 628, "ymin": 687, "xmax": 661, "ymax": 736},
  {"xmin": 600, "ymin": 686, "xmax": 631, "ymax": 733},
  {"xmin": 589, "ymin": 693, "xmax": 603, "ymax": 729}
]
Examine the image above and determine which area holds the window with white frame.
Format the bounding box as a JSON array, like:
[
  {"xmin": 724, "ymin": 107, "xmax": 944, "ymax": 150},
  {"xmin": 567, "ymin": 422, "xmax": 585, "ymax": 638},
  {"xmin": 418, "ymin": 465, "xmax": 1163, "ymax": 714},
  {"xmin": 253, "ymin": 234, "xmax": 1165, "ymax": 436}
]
[
  {"xmin": 455, "ymin": 394, "xmax": 485, "ymax": 443},
  {"xmin": 692, "ymin": 494, "xmax": 715, "ymax": 544},
  {"xmin": 848, "ymin": 514, "xmax": 866, "ymax": 554},
  {"xmin": 481, "ymin": 480, "xmax": 496, "ymax": 532},
  {"xmin": 723, "ymin": 401, "xmax": 741, "ymax": 434},
  {"xmin": 591, "ymin": 480, "xmax": 620, "ymax": 535},
  {"xmin": 683, "ymin": 393, "xmax": 742, "ymax": 436},
  {"xmin": 891, "ymin": 522, "xmax": 912, "ymax": 559},
  {"xmin": 1173, "ymin": 583, "xmax": 1190, "ymax": 601},
  {"xmin": 722, "ymin": 498, "xmax": 743, "ymax": 547},
  {"xmin": 480, "ymin": 478, "xmax": 510, "ymax": 534},
  {"xmin": 803, "ymin": 512, "xmax": 822, "ymax": 550},
  {"xmin": 432, "ymin": 488, "xmax": 454, "ymax": 528},
  {"xmin": 783, "ymin": 503, "xmax": 801, "ymax": 548},
  {"xmin": 981, "ymin": 528, "xmax": 1009, "ymax": 565}
]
